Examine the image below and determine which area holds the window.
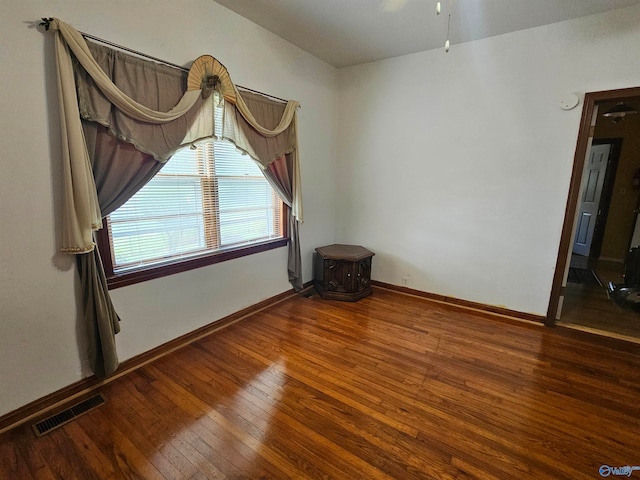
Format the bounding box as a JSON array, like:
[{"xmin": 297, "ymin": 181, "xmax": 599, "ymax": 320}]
[{"xmin": 98, "ymin": 130, "xmax": 286, "ymax": 289}]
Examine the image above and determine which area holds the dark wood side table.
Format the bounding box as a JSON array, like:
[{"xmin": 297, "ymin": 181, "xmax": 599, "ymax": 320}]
[{"xmin": 314, "ymin": 244, "xmax": 375, "ymax": 301}]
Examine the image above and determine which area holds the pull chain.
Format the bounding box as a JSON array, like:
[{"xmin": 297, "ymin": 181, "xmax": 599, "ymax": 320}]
[{"xmin": 435, "ymin": 1, "xmax": 453, "ymax": 53}]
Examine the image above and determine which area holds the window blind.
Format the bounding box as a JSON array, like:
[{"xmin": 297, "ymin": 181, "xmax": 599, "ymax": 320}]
[{"xmin": 107, "ymin": 106, "xmax": 284, "ymax": 273}]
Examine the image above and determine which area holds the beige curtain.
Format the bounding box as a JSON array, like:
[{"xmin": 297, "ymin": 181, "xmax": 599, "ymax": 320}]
[{"xmin": 53, "ymin": 24, "xmax": 102, "ymax": 254}]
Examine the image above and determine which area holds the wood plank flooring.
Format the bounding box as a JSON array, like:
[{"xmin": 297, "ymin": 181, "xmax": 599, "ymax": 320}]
[
  {"xmin": 560, "ymin": 257, "xmax": 640, "ymax": 340},
  {"xmin": 2, "ymin": 287, "xmax": 640, "ymax": 479}
]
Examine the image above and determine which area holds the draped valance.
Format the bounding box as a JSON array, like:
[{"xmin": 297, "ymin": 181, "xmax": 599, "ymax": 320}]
[{"xmin": 47, "ymin": 17, "xmax": 304, "ymax": 378}]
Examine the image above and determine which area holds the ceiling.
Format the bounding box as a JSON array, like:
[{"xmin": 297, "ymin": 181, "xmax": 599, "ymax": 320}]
[{"xmin": 212, "ymin": 0, "xmax": 640, "ymax": 68}]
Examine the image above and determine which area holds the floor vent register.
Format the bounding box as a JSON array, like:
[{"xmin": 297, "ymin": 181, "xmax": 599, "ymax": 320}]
[{"xmin": 32, "ymin": 394, "xmax": 107, "ymax": 437}]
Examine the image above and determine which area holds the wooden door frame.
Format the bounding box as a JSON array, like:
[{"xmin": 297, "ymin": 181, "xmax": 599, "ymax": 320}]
[{"xmin": 546, "ymin": 86, "xmax": 640, "ymax": 326}]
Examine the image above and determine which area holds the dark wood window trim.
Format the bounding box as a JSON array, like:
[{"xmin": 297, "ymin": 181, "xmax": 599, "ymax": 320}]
[{"xmin": 96, "ymin": 207, "xmax": 290, "ymax": 290}]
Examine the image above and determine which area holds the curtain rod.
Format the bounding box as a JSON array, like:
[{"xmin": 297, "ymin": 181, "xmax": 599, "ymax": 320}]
[{"xmin": 40, "ymin": 18, "xmax": 291, "ymax": 105}]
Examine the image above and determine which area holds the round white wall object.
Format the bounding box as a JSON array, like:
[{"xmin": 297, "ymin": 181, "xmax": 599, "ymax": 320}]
[{"xmin": 559, "ymin": 93, "xmax": 580, "ymax": 110}]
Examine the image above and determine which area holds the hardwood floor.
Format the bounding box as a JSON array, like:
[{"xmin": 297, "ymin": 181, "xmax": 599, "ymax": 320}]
[
  {"xmin": 2, "ymin": 287, "xmax": 640, "ymax": 479},
  {"xmin": 560, "ymin": 257, "xmax": 640, "ymax": 340}
]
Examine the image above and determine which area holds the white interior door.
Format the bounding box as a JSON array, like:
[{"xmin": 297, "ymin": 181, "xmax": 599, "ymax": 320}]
[{"xmin": 573, "ymin": 143, "xmax": 611, "ymax": 256}]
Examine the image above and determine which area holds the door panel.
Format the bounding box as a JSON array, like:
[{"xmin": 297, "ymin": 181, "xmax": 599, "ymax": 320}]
[{"xmin": 573, "ymin": 144, "xmax": 610, "ymax": 256}]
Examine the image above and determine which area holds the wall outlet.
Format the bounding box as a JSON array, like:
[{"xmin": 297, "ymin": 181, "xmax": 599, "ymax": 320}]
[{"xmin": 402, "ymin": 275, "xmax": 410, "ymax": 286}]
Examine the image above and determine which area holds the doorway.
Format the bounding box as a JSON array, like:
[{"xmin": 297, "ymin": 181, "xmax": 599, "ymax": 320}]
[{"xmin": 548, "ymin": 87, "xmax": 640, "ymax": 340}]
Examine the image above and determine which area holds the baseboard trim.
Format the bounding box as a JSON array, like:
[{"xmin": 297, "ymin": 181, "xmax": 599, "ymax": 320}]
[
  {"xmin": 0, "ymin": 284, "xmax": 313, "ymax": 435},
  {"xmin": 598, "ymin": 257, "xmax": 624, "ymax": 263},
  {"xmin": 556, "ymin": 321, "xmax": 640, "ymax": 345},
  {"xmin": 372, "ymin": 281, "xmax": 545, "ymax": 325}
]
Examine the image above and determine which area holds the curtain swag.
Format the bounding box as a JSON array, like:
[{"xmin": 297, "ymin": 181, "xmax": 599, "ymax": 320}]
[{"xmin": 47, "ymin": 18, "xmax": 304, "ymax": 378}]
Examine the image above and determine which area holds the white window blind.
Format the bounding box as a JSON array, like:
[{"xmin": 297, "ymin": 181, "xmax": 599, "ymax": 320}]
[{"xmin": 107, "ymin": 107, "xmax": 284, "ymax": 273}]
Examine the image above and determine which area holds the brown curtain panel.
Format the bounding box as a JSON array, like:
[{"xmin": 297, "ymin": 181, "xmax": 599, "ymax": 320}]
[
  {"xmin": 264, "ymin": 154, "xmax": 302, "ymax": 290},
  {"xmin": 76, "ymin": 248, "xmax": 119, "ymax": 378},
  {"xmin": 72, "ymin": 43, "xmax": 195, "ymax": 377},
  {"xmin": 78, "ymin": 122, "xmax": 166, "ymax": 377}
]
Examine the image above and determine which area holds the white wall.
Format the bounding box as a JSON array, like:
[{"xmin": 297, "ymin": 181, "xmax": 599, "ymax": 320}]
[
  {"xmin": 0, "ymin": 0, "xmax": 337, "ymax": 417},
  {"xmin": 336, "ymin": 5, "xmax": 640, "ymax": 316}
]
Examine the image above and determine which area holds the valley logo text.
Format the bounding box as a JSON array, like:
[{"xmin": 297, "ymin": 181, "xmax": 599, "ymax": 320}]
[{"xmin": 599, "ymin": 465, "xmax": 640, "ymax": 477}]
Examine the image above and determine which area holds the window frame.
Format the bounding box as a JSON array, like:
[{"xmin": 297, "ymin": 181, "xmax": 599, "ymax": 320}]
[
  {"xmin": 97, "ymin": 217, "xmax": 288, "ymax": 289},
  {"xmin": 96, "ymin": 142, "xmax": 289, "ymax": 290}
]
